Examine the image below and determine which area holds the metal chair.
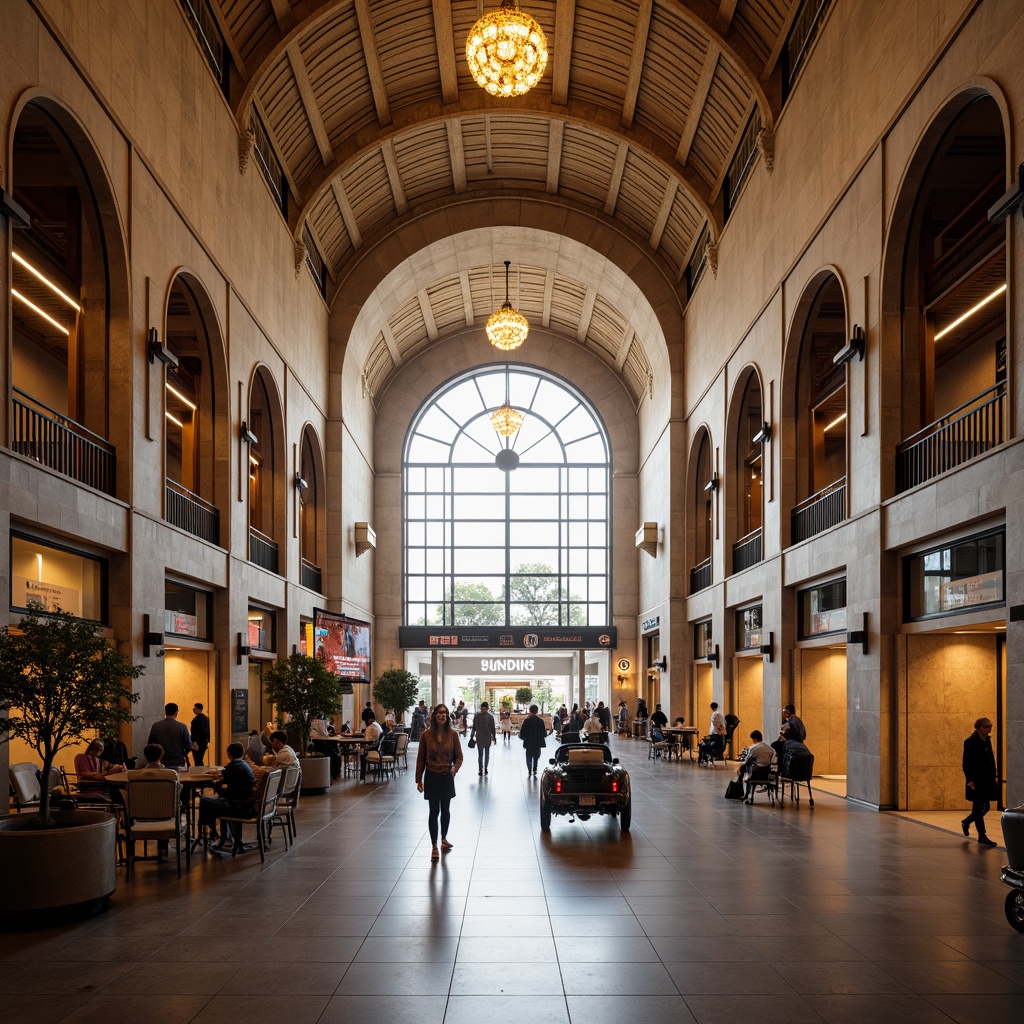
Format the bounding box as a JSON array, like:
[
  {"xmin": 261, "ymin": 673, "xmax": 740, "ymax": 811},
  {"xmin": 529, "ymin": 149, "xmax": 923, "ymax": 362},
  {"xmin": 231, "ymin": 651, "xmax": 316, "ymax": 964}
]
[
  {"xmin": 392, "ymin": 731, "xmax": 410, "ymax": 772},
  {"xmin": 648, "ymin": 730, "xmax": 672, "ymax": 760},
  {"xmin": 124, "ymin": 775, "xmax": 189, "ymax": 879},
  {"xmin": 8, "ymin": 763, "xmax": 64, "ymax": 811},
  {"xmin": 742, "ymin": 756, "xmax": 778, "ymax": 806},
  {"xmin": 778, "ymin": 750, "xmax": 815, "ymax": 807},
  {"xmin": 218, "ymin": 768, "xmax": 283, "ymax": 862},
  {"xmin": 271, "ymin": 765, "xmax": 301, "ymax": 844}
]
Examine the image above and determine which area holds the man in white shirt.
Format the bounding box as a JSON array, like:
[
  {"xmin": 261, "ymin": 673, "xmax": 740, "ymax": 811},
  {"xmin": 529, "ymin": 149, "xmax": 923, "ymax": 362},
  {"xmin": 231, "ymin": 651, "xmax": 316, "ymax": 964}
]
[
  {"xmin": 266, "ymin": 730, "xmax": 300, "ymax": 772},
  {"xmin": 360, "ymin": 712, "xmax": 384, "ymax": 780}
]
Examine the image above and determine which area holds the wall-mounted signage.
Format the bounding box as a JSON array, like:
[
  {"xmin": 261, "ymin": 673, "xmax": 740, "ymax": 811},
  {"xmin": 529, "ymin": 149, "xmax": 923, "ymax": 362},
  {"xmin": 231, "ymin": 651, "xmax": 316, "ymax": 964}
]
[
  {"xmin": 231, "ymin": 688, "xmax": 248, "ymax": 733},
  {"xmin": 442, "ymin": 656, "xmax": 575, "ymax": 676},
  {"xmin": 641, "ymin": 616, "xmax": 660, "ymax": 633},
  {"xmin": 617, "ymin": 658, "xmax": 631, "ymax": 671},
  {"xmin": 398, "ymin": 626, "xmax": 617, "ymax": 650}
]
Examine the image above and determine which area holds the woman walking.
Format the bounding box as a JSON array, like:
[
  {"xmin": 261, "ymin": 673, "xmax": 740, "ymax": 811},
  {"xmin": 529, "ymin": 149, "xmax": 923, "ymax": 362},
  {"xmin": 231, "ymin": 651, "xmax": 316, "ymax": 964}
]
[{"xmin": 416, "ymin": 703, "xmax": 464, "ymax": 860}]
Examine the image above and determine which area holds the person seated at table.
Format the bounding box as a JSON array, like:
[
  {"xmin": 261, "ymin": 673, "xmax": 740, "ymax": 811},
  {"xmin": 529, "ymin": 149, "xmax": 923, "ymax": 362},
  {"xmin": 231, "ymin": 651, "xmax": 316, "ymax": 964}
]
[
  {"xmin": 359, "ymin": 712, "xmax": 385, "ymax": 780},
  {"xmin": 264, "ymin": 730, "xmax": 300, "ymax": 772},
  {"xmin": 245, "ymin": 729, "xmax": 266, "ymax": 765},
  {"xmin": 672, "ymin": 716, "xmax": 686, "ymax": 728},
  {"xmin": 101, "ymin": 735, "xmax": 133, "ymax": 770},
  {"xmin": 650, "ymin": 703, "xmax": 669, "ymax": 730},
  {"xmin": 340, "ymin": 721, "xmax": 351, "ymax": 735},
  {"xmin": 198, "ymin": 742, "xmax": 255, "ymax": 845},
  {"xmin": 131, "ymin": 743, "xmax": 177, "ymax": 774},
  {"xmin": 582, "ymin": 709, "xmax": 607, "ymax": 740},
  {"xmin": 310, "ymin": 717, "xmax": 342, "ymax": 779},
  {"xmin": 737, "ymin": 730, "xmax": 774, "ymax": 780},
  {"xmin": 73, "ymin": 738, "xmax": 124, "ymax": 801}
]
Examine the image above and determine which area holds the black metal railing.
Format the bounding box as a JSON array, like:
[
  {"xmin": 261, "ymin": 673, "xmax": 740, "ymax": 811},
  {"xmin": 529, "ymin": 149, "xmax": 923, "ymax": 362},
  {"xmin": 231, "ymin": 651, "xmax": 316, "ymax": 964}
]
[
  {"xmin": 733, "ymin": 528, "xmax": 763, "ymax": 573},
  {"xmin": 11, "ymin": 388, "xmax": 116, "ymax": 495},
  {"xmin": 249, "ymin": 526, "xmax": 279, "ymax": 573},
  {"xmin": 689, "ymin": 557, "xmax": 712, "ymax": 594},
  {"xmin": 166, "ymin": 479, "xmax": 220, "ymax": 544},
  {"xmin": 896, "ymin": 382, "xmax": 1005, "ymax": 493},
  {"xmin": 791, "ymin": 477, "xmax": 845, "ymax": 543},
  {"xmin": 782, "ymin": 0, "xmax": 833, "ymax": 100},
  {"xmin": 300, "ymin": 557, "xmax": 322, "ymax": 593}
]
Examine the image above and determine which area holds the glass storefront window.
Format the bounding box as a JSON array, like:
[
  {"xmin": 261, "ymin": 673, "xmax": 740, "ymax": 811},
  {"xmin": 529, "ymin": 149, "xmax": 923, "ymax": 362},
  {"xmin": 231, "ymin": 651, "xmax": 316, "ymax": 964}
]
[
  {"xmin": 165, "ymin": 580, "xmax": 212, "ymax": 640},
  {"xmin": 905, "ymin": 530, "xmax": 1004, "ymax": 620},
  {"xmin": 798, "ymin": 579, "xmax": 846, "ymax": 638},
  {"xmin": 9, "ymin": 533, "xmax": 106, "ymax": 621},
  {"xmin": 694, "ymin": 619, "xmax": 714, "ymax": 659},
  {"xmin": 736, "ymin": 605, "xmax": 763, "ymax": 651},
  {"xmin": 248, "ymin": 607, "xmax": 274, "ymax": 652}
]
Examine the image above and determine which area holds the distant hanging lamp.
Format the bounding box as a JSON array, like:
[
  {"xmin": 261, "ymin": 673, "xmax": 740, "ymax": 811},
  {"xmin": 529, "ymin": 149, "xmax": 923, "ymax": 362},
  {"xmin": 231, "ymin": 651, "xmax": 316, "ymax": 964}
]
[
  {"xmin": 486, "ymin": 260, "xmax": 529, "ymax": 351},
  {"xmin": 490, "ymin": 367, "xmax": 524, "ymax": 437},
  {"xmin": 466, "ymin": 1, "xmax": 548, "ymax": 98}
]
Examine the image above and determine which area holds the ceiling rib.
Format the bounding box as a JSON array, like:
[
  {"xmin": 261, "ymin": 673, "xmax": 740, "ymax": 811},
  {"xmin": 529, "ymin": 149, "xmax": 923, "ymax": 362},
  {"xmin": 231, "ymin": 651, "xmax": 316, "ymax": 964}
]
[
  {"xmin": 546, "ymin": 121, "xmax": 564, "ymax": 194},
  {"xmin": 542, "ymin": 271, "xmax": 554, "ymax": 329},
  {"xmin": 650, "ymin": 180, "xmax": 678, "ymax": 250},
  {"xmin": 552, "ymin": 0, "xmax": 577, "ymax": 106},
  {"xmin": 577, "ymin": 288, "xmax": 597, "ymax": 343},
  {"xmin": 447, "ymin": 120, "xmax": 467, "ymax": 193},
  {"xmin": 432, "ymin": 0, "xmax": 459, "ymax": 104},
  {"xmin": 676, "ymin": 42, "xmax": 720, "ymax": 166},
  {"xmin": 709, "ymin": 93, "xmax": 758, "ymax": 203},
  {"xmin": 621, "ymin": 0, "xmax": 653, "ymax": 131},
  {"xmin": 354, "ymin": 0, "xmax": 392, "ymax": 127},
  {"xmin": 460, "ymin": 271, "xmax": 474, "ymax": 325},
  {"xmin": 717, "ymin": 0, "xmax": 738, "ymax": 32},
  {"xmin": 417, "ymin": 290, "xmax": 438, "ymax": 340},
  {"xmin": 381, "ymin": 139, "xmax": 408, "ymax": 216},
  {"xmin": 286, "ymin": 42, "xmax": 333, "ymax": 165},
  {"xmin": 381, "ymin": 322, "xmax": 401, "ymax": 364},
  {"xmin": 615, "ymin": 325, "xmax": 635, "ymax": 370},
  {"xmin": 331, "ymin": 179, "xmax": 362, "ymax": 249},
  {"xmin": 605, "ymin": 141, "xmax": 629, "ymax": 216}
]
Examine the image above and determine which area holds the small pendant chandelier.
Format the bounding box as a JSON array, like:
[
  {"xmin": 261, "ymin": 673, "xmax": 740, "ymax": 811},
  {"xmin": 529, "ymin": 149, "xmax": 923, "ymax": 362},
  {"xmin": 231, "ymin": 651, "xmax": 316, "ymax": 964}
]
[
  {"xmin": 466, "ymin": 1, "xmax": 549, "ymax": 99},
  {"xmin": 486, "ymin": 260, "xmax": 529, "ymax": 351},
  {"xmin": 490, "ymin": 365, "xmax": 524, "ymax": 450}
]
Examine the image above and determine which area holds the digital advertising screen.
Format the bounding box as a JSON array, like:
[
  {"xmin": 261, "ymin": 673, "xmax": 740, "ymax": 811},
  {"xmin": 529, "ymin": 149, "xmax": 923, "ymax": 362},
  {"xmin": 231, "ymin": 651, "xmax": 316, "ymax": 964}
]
[{"xmin": 311, "ymin": 608, "xmax": 370, "ymax": 685}]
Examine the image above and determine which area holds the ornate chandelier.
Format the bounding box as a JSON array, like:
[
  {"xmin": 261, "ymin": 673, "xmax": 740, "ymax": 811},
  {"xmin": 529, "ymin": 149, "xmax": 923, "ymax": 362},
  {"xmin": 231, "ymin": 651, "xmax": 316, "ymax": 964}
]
[
  {"xmin": 486, "ymin": 260, "xmax": 529, "ymax": 351},
  {"xmin": 490, "ymin": 403, "xmax": 524, "ymax": 436},
  {"xmin": 466, "ymin": 1, "xmax": 548, "ymax": 99}
]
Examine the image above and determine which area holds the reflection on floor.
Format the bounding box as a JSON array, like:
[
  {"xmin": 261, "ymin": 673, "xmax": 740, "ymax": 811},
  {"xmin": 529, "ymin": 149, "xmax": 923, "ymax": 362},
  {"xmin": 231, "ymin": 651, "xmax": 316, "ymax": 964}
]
[{"xmin": 1, "ymin": 735, "xmax": 1019, "ymax": 1024}]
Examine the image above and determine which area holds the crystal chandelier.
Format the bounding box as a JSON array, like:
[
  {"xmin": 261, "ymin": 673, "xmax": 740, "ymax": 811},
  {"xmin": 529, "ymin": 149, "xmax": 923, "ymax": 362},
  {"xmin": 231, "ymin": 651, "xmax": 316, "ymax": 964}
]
[
  {"xmin": 486, "ymin": 260, "xmax": 529, "ymax": 351},
  {"xmin": 466, "ymin": 1, "xmax": 549, "ymax": 99},
  {"xmin": 490, "ymin": 403, "xmax": 524, "ymax": 436}
]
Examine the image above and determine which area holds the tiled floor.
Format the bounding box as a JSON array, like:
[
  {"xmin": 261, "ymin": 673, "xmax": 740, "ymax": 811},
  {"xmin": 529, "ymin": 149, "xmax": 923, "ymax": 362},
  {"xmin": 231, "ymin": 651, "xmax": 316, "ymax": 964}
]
[{"xmin": 2, "ymin": 737, "xmax": 1021, "ymax": 1023}]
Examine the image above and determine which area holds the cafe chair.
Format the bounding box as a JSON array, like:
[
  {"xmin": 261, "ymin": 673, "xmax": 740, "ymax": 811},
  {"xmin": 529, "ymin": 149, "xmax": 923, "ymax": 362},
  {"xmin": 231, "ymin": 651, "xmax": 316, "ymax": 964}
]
[
  {"xmin": 8, "ymin": 763, "xmax": 63, "ymax": 812},
  {"xmin": 742, "ymin": 757, "xmax": 778, "ymax": 806},
  {"xmin": 778, "ymin": 750, "xmax": 815, "ymax": 807},
  {"xmin": 392, "ymin": 732, "xmax": 410, "ymax": 772},
  {"xmin": 648, "ymin": 729, "xmax": 672, "ymax": 760},
  {"xmin": 218, "ymin": 768, "xmax": 282, "ymax": 862},
  {"xmin": 124, "ymin": 776, "xmax": 189, "ymax": 879},
  {"xmin": 271, "ymin": 765, "xmax": 301, "ymax": 844},
  {"xmin": 364, "ymin": 736, "xmax": 397, "ymax": 781}
]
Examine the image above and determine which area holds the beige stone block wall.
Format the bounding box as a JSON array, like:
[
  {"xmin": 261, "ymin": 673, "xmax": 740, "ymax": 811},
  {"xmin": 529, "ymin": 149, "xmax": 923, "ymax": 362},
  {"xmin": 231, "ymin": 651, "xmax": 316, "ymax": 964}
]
[
  {"xmin": 903, "ymin": 634, "xmax": 998, "ymax": 810},
  {"xmin": 796, "ymin": 647, "xmax": 848, "ymax": 777}
]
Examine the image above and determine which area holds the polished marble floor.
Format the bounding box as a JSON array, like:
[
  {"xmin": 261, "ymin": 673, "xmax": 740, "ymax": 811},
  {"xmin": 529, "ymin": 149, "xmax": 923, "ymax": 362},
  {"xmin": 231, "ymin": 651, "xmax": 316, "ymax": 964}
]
[{"xmin": 2, "ymin": 736, "xmax": 1021, "ymax": 1024}]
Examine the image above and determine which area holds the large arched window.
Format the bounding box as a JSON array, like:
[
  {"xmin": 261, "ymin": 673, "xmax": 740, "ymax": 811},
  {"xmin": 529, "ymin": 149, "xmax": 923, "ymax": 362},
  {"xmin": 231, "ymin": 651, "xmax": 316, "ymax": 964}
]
[
  {"xmin": 298, "ymin": 426, "xmax": 325, "ymax": 592},
  {"xmin": 731, "ymin": 372, "xmax": 764, "ymax": 572},
  {"xmin": 690, "ymin": 429, "xmax": 714, "ymax": 593},
  {"xmin": 247, "ymin": 368, "xmax": 280, "ymax": 573},
  {"xmin": 403, "ymin": 364, "xmax": 611, "ymax": 627}
]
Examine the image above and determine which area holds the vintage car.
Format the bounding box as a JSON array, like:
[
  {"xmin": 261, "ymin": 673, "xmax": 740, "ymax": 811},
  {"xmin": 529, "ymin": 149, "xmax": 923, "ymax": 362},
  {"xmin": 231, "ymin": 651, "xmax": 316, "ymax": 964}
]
[{"xmin": 539, "ymin": 743, "xmax": 631, "ymax": 831}]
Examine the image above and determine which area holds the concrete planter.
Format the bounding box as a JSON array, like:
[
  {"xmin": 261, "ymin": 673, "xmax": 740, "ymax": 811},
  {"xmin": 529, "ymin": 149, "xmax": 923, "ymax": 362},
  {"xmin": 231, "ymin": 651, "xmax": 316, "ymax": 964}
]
[
  {"xmin": 0, "ymin": 809, "xmax": 116, "ymax": 924},
  {"xmin": 299, "ymin": 754, "xmax": 331, "ymax": 794}
]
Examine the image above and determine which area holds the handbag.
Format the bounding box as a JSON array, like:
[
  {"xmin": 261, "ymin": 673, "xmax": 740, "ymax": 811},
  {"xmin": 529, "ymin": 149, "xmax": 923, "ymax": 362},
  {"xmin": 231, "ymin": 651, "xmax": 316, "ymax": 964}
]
[
  {"xmin": 724, "ymin": 779, "xmax": 744, "ymax": 800},
  {"xmin": 467, "ymin": 737, "xmax": 476, "ymax": 748}
]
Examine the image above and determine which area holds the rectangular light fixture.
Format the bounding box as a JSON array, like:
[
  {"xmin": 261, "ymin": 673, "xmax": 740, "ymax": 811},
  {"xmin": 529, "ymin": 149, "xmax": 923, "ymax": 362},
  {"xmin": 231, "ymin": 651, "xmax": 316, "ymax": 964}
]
[
  {"xmin": 165, "ymin": 381, "xmax": 196, "ymax": 410},
  {"xmin": 12, "ymin": 251, "xmax": 81, "ymax": 310},
  {"xmin": 933, "ymin": 283, "xmax": 1006, "ymax": 341},
  {"xmin": 354, "ymin": 522, "xmax": 376, "ymax": 556},
  {"xmin": 823, "ymin": 412, "xmax": 847, "ymax": 432},
  {"xmin": 11, "ymin": 288, "xmax": 70, "ymax": 335},
  {"xmin": 165, "ymin": 410, "xmax": 184, "ymax": 428}
]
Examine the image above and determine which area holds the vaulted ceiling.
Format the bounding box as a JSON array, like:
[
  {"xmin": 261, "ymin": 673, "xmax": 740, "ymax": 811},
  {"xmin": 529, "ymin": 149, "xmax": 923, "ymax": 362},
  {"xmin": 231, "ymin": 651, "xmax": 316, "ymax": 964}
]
[{"xmin": 211, "ymin": 0, "xmax": 797, "ymax": 401}]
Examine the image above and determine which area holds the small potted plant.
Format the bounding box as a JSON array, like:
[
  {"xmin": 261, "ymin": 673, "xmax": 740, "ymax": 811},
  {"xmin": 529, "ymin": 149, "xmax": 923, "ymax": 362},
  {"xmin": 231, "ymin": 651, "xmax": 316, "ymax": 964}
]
[
  {"xmin": 372, "ymin": 667, "xmax": 421, "ymax": 728},
  {"xmin": 262, "ymin": 653, "xmax": 348, "ymax": 793},
  {"xmin": 0, "ymin": 609, "xmax": 143, "ymax": 922}
]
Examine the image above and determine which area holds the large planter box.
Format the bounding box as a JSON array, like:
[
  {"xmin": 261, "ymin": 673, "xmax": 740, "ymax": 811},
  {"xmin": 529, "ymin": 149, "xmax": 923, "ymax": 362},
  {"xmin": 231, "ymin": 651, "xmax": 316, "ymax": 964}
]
[{"xmin": 299, "ymin": 755, "xmax": 331, "ymax": 794}]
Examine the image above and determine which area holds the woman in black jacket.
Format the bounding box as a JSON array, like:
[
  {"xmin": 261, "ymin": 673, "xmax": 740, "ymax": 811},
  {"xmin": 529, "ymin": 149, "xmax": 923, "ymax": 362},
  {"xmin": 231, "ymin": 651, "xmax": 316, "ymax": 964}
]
[{"xmin": 962, "ymin": 717, "xmax": 999, "ymax": 847}]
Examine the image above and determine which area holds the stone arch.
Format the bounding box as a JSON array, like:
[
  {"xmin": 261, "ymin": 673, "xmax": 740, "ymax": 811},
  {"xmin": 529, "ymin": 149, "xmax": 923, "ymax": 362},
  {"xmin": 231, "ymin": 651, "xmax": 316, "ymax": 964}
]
[
  {"xmin": 724, "ymin": 364, "xmax": 766, "ymax": 573},
  {"xmin": 246, "ymin": 364, "xmax": 288, "ymax": 569}
]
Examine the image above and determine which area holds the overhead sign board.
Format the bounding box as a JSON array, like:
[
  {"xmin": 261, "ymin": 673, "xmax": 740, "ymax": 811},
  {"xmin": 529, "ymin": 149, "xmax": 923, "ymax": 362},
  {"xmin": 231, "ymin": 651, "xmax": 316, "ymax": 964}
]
[{"xmin": 398, "ymin": 626, "xmax": 617, "ymax": 650}]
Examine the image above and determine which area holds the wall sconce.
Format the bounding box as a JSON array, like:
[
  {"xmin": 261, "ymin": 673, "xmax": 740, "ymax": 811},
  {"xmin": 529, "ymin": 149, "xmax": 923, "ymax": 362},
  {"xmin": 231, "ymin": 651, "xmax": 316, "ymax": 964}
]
[
  {"xmin": 635, "ymin": 521, "xmax": 658, "ymax": 557},
  {"xmin": 760, "ymin": 631, "xmax": 774, "ymax": 662},
  {"xmin": 752, "ymin": 421, "xmax": 771, "ymax": 444},
  {"xmin": 147, "ymin": 327, "xmax": 179, "ymax": 369},
  {"xmin": 0, "ymin": 186, "xmax": 31, "ymax": 229},
  {"xmin": 240, "ymin": 422, "xmax": 258, "ymax": 445},
  {"xmin": 846, "ymin": 613, "xmax": 868, "ymax": 654},
  {"xmin": 703, "ymin": 472, "xmax": 719, "ymax": 493},
  {"xmin": 832, "ymin": 325, "xmax": 865, "ymax": 366},
  {"xmin": 988, "ymin": 162, "xmax": 1024, "ymax": 221},
  {"xmin": 294, "ymin": 473, "xmax": 308, "ymax": 493},
  {"xmin": 702, "ymin": 644, "xmax": 719, "ymax": 668},
  {"xmin": 142, "ymin": 614, "xmax": 164, "ymax": 658},
  {"xmin": 237, "ymin": 632, "xmax": 251, "ymax": 665},
  {"xmin": 654, "ymin": 655, "xmax": 668, "ymax": 672},
  {"xmin": 354, "ymin": 522, "xmax": 376, "ymax": 557}
]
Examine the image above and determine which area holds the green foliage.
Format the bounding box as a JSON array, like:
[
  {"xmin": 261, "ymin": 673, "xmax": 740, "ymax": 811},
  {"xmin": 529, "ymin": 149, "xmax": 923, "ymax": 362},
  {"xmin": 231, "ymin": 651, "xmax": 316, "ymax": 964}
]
[
  {"xmin": 263, "ymin": 653, "xmax": 346, "ymax": 753},
  {"xmin": 515, "ymin": 686, "xmax": 533, "ymax": 706},
  {"xmin": 499, "ymin": 694, "xmax": 514, "ymax": 712},
  {"xmin": 373, "ymin": 667, "xmax": 421, "ymax": 723},
  {"xmin": 0, "ymin": 609, "xmax": 143, "ymax": 825},
  {"xmin": 434, "ymin": 566, "xmax": 588, "ymax": 627}
]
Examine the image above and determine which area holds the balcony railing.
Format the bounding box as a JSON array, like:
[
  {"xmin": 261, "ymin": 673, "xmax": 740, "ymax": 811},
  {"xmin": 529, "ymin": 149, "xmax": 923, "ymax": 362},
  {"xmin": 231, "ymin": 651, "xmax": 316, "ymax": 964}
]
[
  {"xmin": 10, "ymin": 388, "xmax": 116, "ymax": 495},
  {"xmin": 791, "ymin": 477, "xmax": 846, "ymax": 543},
  {"xmin": 166, "ymin": 479, "xmax": 220, "ymax": 544},
  {"xmin": 733, "ymin": 528, "xmax": 763, "ymax": 573},
  {"xmin": 300, "ymin": 557, "xmax": 322, "ymax": 593},
  {"xmin": 248, "ymin": 526, "xmax": 279, "ymax": 573},
  {"xmin": 896, "ymin": 382, "xmax": 1005, "ymax": 493},
  {"xmin": 689, "ymin": 556, "xmax": 712, "ymax": 594}
]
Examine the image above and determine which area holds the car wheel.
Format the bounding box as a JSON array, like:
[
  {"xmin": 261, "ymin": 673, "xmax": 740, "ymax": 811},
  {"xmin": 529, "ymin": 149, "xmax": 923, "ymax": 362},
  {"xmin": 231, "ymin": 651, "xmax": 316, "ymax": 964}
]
[
  {"xmin": 619, "ymin": 797, "xmax": 631, "ymax": 831},
  {"xmin": 1006, "ymin": 890, "xmax": 1024, "ymax": 932},
  {"xmin": 540, "ymin": 797, "xmax": 551, "ymax": 831}
]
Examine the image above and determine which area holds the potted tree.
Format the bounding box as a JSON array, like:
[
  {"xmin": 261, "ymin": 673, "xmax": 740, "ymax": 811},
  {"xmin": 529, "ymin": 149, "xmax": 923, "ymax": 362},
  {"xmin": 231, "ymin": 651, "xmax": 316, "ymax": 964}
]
[
  {"xmin": 0, "ymin": 609, "xmax": 143, "ymax": 923},
  {"xmin": 263, "ymin": 653, "xmax": 348, "ymax": 794},
  {"xmin": 372, "ymin": 667, "xmax": 421, "ymax": 729},
  {"xmin": 515, "ymin": 685, "xmax": 533, "ymax": 710}
]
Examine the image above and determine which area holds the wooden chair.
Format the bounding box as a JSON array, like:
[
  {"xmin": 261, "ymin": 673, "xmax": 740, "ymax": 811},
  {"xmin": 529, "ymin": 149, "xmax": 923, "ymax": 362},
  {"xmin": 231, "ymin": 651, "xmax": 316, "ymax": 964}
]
[
  {"xmin": 124, "ymin": 775, "xmax": 189, "ymax": 879},
  {"xmin": 218, "ymin": 769, "xmax": 283, "ymax": 862},
  {"xmin": 648, "ymin": 729, "xmax": 672, "ymax": 760},
  {"xmin": 272, "ymin": 765, "xmax": 301, "ymax": 844}
]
